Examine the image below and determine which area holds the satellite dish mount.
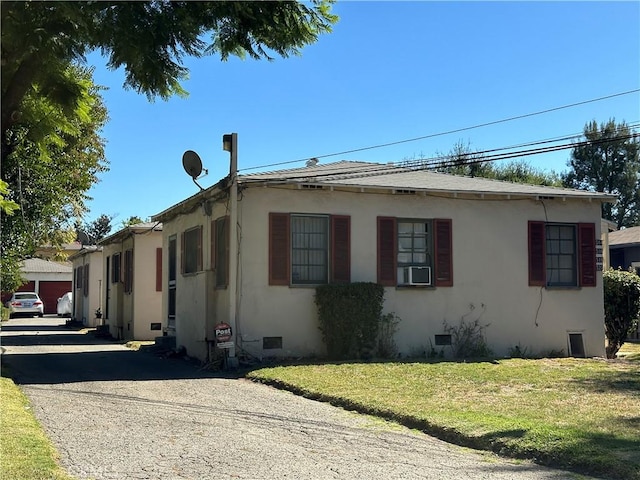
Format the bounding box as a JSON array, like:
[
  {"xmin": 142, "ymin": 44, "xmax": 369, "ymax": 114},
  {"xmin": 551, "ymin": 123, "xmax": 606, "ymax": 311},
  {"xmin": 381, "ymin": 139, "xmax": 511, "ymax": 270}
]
[{"xmin": 182, "ymin": 150, "xmax": 208, "ymax": 191}]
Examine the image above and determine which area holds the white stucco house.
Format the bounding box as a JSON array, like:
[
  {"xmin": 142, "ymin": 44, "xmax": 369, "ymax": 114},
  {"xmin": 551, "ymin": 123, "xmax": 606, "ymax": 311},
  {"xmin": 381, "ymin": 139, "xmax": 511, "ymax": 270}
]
[
  {"xmin": 98, "ymin": 222, "xmax": 163, "ymax": 341},
  {"xmin": 69, "ymin": 246, "xmax": 104, "ymax": 326},
  {"xmin": 152, "ymin": 160, "xmax": 615, "ymax": 363}
]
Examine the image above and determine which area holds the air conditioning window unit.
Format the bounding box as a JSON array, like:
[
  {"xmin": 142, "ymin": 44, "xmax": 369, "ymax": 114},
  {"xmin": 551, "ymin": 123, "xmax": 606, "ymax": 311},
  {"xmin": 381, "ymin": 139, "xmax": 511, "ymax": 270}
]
[{"xmin": 406, "ymin": 266, "xmax": 432, "ymax": 286}]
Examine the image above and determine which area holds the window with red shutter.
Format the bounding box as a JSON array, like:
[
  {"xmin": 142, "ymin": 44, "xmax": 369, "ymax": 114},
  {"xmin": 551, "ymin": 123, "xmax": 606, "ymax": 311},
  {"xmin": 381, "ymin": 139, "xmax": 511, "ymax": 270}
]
[
  {"xmin": 528, "ymin": 221, "xmax": 597, "ymax": 288},
  {"xmin": 269, "ymin": 213, "xmax": 351, "ymax": 286}
]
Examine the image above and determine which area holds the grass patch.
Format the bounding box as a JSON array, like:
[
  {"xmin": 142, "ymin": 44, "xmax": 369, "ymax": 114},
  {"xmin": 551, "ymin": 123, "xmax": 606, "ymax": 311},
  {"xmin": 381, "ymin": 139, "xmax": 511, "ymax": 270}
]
[
  {"xmin": 247, "ymin": 358, "xmax": 640, "ymax": 480},
  {"xmin": 0, "ymin": 376, "xmax": 74, "ymax": 480},
  {"xmin": 617, "ymin": 341, "xmax": 640, "ymax": 362}
]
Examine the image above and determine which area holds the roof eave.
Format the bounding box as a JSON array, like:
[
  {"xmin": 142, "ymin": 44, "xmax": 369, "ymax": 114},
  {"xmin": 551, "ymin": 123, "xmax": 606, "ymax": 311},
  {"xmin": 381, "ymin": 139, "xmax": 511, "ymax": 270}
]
[{"xmin": 244, "ymin": 179, "xmax": 618, "ymax": 202}]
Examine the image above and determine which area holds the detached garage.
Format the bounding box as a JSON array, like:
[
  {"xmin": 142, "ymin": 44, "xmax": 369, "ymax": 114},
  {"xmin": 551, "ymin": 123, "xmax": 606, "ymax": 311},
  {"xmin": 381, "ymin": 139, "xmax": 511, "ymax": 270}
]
[{"xmin": 18, "ymin": 258, "xmax": 73, "ymax": 314}]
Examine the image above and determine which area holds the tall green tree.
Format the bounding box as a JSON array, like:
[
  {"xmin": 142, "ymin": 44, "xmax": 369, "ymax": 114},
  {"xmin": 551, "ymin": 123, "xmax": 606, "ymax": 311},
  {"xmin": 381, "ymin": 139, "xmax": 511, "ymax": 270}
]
[
  {"xmin": 562, "ymin": 119, "xmax": 640, "ymax": 228},
  {"xmin": 1, "ymin": 65, "xmax": 108, "ymax": 292},
  {"xmin": 1, "ymin": 0, "xmax": 338, "ymax": 162}
]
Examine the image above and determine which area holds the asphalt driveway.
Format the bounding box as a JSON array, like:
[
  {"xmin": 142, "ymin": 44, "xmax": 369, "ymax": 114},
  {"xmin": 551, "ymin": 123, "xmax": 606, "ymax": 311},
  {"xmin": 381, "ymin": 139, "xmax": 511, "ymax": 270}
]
[{"xmin": 1, "ymin": 317, "xmax": 599, "ymax": 480}]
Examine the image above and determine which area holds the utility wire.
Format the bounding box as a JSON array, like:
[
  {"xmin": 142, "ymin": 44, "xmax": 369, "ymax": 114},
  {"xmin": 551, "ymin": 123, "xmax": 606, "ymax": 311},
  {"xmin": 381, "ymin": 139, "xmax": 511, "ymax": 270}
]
[
  {"xmin": 241, "ymin": 132, "xmax": 637, "ymax": 184},
  {"xmin": 239, "ymin": 89, "xmax": 640, "ymax": 173}
]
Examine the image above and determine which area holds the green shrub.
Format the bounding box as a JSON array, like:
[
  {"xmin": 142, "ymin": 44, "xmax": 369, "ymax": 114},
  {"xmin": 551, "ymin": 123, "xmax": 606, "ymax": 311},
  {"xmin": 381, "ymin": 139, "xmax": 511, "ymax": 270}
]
[
  {"xmin": 603, "ymin": 268, "xmax": 640, "ymax": 358},
  {"xmin": 443, "ymin": 318, "xmax": 493, "ymax": 359},
  {"xmin": 315, "ymin": 283, "xmax": 384, "ymax": 360}
]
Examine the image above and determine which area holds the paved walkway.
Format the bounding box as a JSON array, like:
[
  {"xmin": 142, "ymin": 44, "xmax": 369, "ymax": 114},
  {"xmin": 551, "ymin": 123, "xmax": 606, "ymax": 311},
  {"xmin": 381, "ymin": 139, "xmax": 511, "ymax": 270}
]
[{"xmin": 1, "ymin": 317, "xmax": 599, "ymax": 479}]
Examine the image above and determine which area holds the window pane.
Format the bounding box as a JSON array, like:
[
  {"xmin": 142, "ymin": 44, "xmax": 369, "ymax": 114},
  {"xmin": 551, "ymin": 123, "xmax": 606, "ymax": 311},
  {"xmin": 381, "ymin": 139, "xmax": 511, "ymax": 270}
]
[
  {"xmin": 184, "ymin": 227, "xmax": 201, "ymax": 274},
  {"xmin": 398, "ymin": 237, "xmax": 413, "ymax": 251},
  {"xmin": 546, "ymin": 224, "xmax": 576, "ymax": 287},
  {"xmin": 413, "ymin": 253, "xmax": 427, "ymax": 263},
  {"xmin": 398, "ymin": 252, "xmax": 412, "ymax": 264},
  {"xmin": 396, "ymin": 219, "xmax": 433, "ymax": 284},
  {"xmin": 291, "ymin": 215, "xmax": 328, "ymax": 284},
  {"xmin": 398, "ymin": 222, "xmax": 413, "ymax": 234}
]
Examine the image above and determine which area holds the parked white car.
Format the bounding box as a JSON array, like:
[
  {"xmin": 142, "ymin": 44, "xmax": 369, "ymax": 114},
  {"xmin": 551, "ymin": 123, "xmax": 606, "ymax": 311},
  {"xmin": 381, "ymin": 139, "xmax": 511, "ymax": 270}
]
[
  {"xmin": 56, "ymin": 292, "xmax": 73, "ymax": 317},
  {"xmin": 6, "ymin": 292, "xmax": 44, "ymax": 319}
]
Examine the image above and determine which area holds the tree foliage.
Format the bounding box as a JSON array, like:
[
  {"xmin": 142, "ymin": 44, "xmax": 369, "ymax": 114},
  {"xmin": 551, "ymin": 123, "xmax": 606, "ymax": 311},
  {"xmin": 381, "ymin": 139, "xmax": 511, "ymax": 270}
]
[
  {"xmin": 562, "ymin": 119, "xmax": 640, "ymax": 228},
  {"xmin": 1, "ymin": 0, "xmax": 338, "ymax": 162},
  {"xmin": 1, "ymin": 0, "xmax": 337, "ymax": 291},
  {"xmin": 603, "ymin": 268, "xmax": 640, "ymax": 358},
  {"xmin": 1, "ymin": 65, "xmax": 108, "ymax": 292},
  {"xmin": 435, "ymin": 140, "xmax": 562, "ymax": 186},
  {"xmin": 121, "ymin": 216, "xmax": 146, "ymax": 229},
  {"xmin": 80, "ymin": 214, "xmax": 114, "ymax": 244}
]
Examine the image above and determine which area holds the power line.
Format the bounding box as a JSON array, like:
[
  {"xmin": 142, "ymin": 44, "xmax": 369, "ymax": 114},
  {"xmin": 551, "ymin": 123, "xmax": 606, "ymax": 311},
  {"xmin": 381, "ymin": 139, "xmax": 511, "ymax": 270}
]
[
  {"xmin": 241, "ymin": 132, "xmax": 638, "ymax": 184},
  {"xmin": 239, "ymin": 89, "xmax": 640, "ymax": 173}
]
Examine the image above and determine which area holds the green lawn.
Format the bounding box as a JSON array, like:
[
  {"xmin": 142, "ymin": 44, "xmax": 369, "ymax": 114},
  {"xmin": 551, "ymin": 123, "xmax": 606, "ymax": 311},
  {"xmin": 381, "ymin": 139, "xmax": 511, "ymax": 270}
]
[
  {"xmin": 248, "ymin": 355, "xmax": 640, "ymax": 480},
  {"xmin": 0, "ymin": 376, "xmax": 74, "ymax": 480}
]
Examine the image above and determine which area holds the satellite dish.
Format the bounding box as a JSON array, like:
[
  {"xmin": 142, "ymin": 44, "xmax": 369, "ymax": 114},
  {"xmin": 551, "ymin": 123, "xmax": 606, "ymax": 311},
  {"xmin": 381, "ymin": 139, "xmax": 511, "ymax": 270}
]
[
  {"xmin": 77, "ymin": 231, "xmax": 91, "ymax": 245},
  {"xmin": 182, "ymin": 150, "xmax": 203, "ymax": 179}
]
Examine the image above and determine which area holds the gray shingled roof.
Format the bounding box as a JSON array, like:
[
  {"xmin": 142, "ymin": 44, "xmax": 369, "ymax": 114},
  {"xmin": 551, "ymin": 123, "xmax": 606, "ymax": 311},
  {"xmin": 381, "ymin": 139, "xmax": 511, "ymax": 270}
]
[
  {"xmin": 99, "ymin": 222, "xmax": 162, "ymax": 245},
  {"xmin": 609, "ymin": 226, "xmax": 640, "ymax": 247},
  {"xmin": 22, "ymin": 258, "xmax": 72, "ymax": 273},
  {"xmin": 153, "ymin": 161, "xmax": 617, "ymax": 223},
  {"xmin": 240, "ymin": 161, "xmax": 616, "ymax": 200}
]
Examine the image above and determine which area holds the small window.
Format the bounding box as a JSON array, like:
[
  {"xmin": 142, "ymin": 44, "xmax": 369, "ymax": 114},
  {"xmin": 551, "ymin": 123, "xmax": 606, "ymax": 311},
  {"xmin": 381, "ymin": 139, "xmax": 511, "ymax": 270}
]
[
  {"xmin": 568, "ymin": 333, "xmax": 585, "ymax": 357},
  {"xmin": 182, "ymin": 226, "xmax": 202, "ymax": 274},
  {"xmin": 112, "ymin": 253, "xmax": 121, "ymax": 283},
  {"xmin": 75, "ymin": 266, "xmax": 83, "ymax": 289}
]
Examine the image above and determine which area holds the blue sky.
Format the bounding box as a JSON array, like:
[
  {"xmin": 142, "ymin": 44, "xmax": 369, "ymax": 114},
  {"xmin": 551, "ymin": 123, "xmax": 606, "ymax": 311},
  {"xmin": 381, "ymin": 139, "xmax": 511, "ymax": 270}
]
[{"xmin": 85, "ymin": 1, "xmax": 640, "ymax": 226}]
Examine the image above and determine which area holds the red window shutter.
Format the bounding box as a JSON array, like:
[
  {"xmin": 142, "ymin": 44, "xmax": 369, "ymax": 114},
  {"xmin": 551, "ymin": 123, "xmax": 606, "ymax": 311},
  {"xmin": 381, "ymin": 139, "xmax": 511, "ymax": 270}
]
[
  {"xmin": 269, "ymin": 213, "xmax": 290, "ymax": 285},
  {"xmin": 434, "ymin": 219, "xmax": 453, "ymax": 287},
  {"xmin": 210, "ymin": 219, "xmax": 217, "ymax": 271},
  {"xmin": 331, "ymin": 215, "xmax": 351, "ymax": 283},
  {"xmin": 377, "ymin": 217, "xmax": 397, "ymax": 286},
  {"xmin": 155, "ymin": 248, "xmax": 162, "ymax": 292},
  {"xmin": 528, "ymin": 221, "xmax": 546, "ymax": 286},
  {"xmin": 578, "ymin": 223, "xmax": 596, "ymax": 287}
]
